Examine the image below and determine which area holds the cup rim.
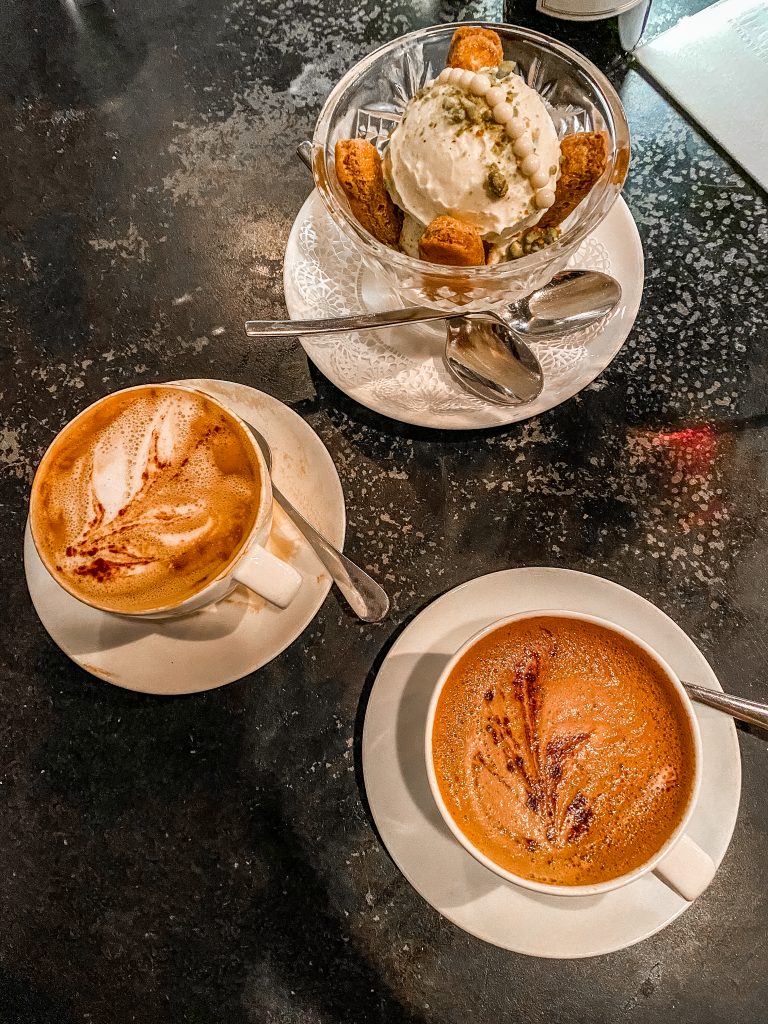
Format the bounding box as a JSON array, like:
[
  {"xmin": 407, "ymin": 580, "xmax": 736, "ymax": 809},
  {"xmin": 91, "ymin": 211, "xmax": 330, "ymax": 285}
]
[
  {"xmin": 312, "ymin": 20, "xmax": 631, "ymax": 283},
  {"xmin": 424, "ymin": 609, "xmax": 703, "ymax": 898},
  {"xmin": 28, "ymin": 381, "xmax": 272, "ymax": 617}
]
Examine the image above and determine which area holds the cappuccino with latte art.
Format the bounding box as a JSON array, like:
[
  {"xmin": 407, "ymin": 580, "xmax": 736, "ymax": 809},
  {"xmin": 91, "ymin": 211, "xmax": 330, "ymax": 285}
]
[
  {"xmin": 431, "ymin": 615, "xmax": 697, "ymax": 887},
  {"xmin": 30, "ymin": 384, "xmax": 263, "ymax": 614}
]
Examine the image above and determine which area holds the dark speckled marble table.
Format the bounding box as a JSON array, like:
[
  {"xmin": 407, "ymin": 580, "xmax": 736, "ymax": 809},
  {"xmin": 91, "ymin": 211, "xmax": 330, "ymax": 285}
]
[{"xmin": 1, "ymin": 0, "xmax": 767, "ymax": 1021}]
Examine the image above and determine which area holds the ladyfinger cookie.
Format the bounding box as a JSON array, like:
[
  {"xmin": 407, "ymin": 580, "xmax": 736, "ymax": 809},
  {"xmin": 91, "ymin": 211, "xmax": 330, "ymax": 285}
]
[
  {"xmin": 334, "ymin": 138, "xmax": 402, "ymax": 247},
  {"xmin": 538, "ymin": 131, "xmax": 609, "ymax": 229},
  {"xmin": 447, "ymin": 26, "xmax": 504, "ymax": 73},
  {"xmin": 418, "ymin": 215, "xmax": 486, "ymax": 267}
]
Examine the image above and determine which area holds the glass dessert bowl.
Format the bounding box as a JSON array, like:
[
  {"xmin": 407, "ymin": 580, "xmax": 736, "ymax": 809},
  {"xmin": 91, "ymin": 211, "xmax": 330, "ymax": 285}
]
[{"xmin": 311, "ymin": 22, "xmax": 630, "ymax": 312}]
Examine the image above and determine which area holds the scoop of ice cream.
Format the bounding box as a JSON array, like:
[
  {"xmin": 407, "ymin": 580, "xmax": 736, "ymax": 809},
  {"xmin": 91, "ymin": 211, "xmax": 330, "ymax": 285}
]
[
  {"xmin": 398, "ymin": 213, "xmax": 423, "ymax": 258},
  {"xmin": 384, "ymin": 67, "xmax": 560, "ymax": 242}
]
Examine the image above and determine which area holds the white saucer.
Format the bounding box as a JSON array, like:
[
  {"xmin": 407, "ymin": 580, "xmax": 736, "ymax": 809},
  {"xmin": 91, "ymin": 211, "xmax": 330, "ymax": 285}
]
[
  {"xmin": 24, "ymin": 380, "xmax": 346, "ymax": 695},
  {"xmin": 284, "ymin": 190, "xmax": 644, "ymax": 429},
  {"xmin": 362, "ymin": 568, "xmax": 741, "ymax": 958}
]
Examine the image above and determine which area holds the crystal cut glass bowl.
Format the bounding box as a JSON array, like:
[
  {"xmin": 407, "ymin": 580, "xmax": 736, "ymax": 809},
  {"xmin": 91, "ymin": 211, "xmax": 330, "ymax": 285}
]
[{"xmin": 311, "ymin": 22, "xmax": 630, "ymax": 311}]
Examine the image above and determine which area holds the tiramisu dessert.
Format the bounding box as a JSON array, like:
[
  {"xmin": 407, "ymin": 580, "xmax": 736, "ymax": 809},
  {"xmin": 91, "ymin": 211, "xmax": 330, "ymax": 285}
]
[{"xmin": 334, "ymin": 26, "xmax": 608, "ymax": 268}]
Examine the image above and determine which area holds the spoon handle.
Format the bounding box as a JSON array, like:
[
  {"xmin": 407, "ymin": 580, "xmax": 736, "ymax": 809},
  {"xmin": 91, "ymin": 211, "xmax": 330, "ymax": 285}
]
[
  {"xmin": 683, "ymin": 681, "xmax": 768, "ymax": 730},
  {"xmin": 271, "ymin": 482, "xmax": 390, "ymax": 623},
  {"xmin": 246, "ymin": 306, "xmax": 449, "ymax": 337},
  {"xmin": 297, "ymin": 140, "xmax": 313, "ymax": 171}
]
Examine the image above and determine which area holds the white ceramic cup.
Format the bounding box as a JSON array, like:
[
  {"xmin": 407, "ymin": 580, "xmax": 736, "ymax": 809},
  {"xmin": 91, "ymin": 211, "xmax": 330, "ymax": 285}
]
[
  {"xmin": 29, "ymin": 383, "xmax": 303, "ymax": 619},
  {"xmin": 425, "ymin": 610, "xmax": 716, "ymax": 902}
]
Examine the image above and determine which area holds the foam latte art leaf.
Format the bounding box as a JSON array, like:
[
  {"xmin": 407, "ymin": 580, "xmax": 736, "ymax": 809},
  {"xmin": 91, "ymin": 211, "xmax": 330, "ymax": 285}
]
[{"xmin": 30, "ymin": 385, "xmax": 263, "ymax": 613}]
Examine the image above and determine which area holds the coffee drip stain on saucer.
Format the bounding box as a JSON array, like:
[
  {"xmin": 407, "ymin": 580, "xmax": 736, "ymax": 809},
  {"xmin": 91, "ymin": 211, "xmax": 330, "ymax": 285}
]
[{"xmin": 267, "ymin": 505, "xmax": 301, "ymax": 565}]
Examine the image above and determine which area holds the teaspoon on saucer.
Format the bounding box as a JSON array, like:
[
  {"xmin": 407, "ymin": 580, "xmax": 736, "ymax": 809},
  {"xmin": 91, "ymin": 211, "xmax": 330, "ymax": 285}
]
[
  {"xmin": 443, "ymin": 269, "xmax": 622, "ymax": 404},
  {"xmin": 244, "ymin": 421, "xmax": 390, "ymax": 623},
  {"xmin": 245, "ymin": 270, "xmax": 621, "ymax": 406}
]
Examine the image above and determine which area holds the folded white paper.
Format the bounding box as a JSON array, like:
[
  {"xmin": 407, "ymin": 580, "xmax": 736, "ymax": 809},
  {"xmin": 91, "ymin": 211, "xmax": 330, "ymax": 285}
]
[{"xmin": 635, "ymin": 0, "xmax": 768, "ymax": 189}]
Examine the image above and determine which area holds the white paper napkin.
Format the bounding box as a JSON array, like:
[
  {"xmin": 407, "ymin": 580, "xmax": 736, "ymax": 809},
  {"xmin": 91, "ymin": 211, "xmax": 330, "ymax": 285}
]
[{"xmin": 635, "ymin": 0, "xmax": 768, "ymax": 189}]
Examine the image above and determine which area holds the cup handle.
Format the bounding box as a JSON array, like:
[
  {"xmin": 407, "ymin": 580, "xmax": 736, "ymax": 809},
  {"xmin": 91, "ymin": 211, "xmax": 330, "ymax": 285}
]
[
  {"xmin": 233, "ymin": 543, "xmax": 302, "ymax": 608},
  {"xmin": 653, "ymin": 833, "xmax": 716, "ymax": 901}
]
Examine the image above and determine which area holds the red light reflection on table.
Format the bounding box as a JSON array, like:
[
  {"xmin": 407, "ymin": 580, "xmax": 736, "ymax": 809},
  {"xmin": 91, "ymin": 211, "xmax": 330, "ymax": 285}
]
[
  {"xmin": 652, "ymin": 425, "xmax": 718, "ymax": 476},
  {"xmin": 649, "ymin": 423, "xmax": 727, "ymax": 532}
]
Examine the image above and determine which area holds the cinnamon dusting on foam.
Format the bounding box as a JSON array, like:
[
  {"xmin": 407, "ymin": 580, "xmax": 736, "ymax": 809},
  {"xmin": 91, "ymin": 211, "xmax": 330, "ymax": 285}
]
[
  {"xmin": 30, "ymin": 386, "xmax": 262, "ymax": 613},
  {"xmin": 474, "ymin": 639, "xmax": 595, "ymax": 850},
  {"xmin": 432, "ymin": 617, "xmax": 695, "ymax": 886}
]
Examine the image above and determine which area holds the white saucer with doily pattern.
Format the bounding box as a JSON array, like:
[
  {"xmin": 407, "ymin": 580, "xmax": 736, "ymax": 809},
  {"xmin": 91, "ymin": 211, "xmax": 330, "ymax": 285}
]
[
  {"xmin": 284, "ymin": 191, "xmax": 643, "ymax": 429},
  {"xmin": 24, "ymin": 380, "xmax": 346, "ymax": 695},
  {"xmin": 361, "ymin": 568, "xmax": 741, "ymax": 957}
]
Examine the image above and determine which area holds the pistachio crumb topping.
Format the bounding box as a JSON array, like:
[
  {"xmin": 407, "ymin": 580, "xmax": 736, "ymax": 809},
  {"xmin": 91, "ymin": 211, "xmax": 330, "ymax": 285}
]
[
  {"xmin": 462, "ymin": 95, "xmax": 493, "ymax": 125},
  {"xmin": 508, "ymin": 239, "xmax": 524, "ymax": 259},
  {"xmin": 485, "ymin": 163, "xmax": 509, "ymax": 200},
  {"xmin": 506, "ymin": 225, "xmax": 561, "ymax": 260},
  {"xmin": 442, "ymin": 93, "xmax": 466, "ymax": 125}
]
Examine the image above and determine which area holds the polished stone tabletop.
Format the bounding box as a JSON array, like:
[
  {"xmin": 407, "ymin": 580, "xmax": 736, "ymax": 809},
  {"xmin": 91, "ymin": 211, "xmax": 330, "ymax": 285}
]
[{"xmin": 1, "ymin": 0, "xmax": 766, "ymax": 1021}]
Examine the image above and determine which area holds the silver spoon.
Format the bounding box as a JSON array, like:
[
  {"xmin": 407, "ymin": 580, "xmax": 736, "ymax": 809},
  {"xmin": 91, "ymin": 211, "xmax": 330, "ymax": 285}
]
[
  {"xmin": 244, "ymin": 421, "xmax": 390, "ymax": 623},
  {"xmin": 684, "ymin": 681, "xmax": 768, "ymax": 731},
  {"xmin": 447, "ymin": 269, "xmax": 621, "ymax": 405},
  {"xmin": 247, "ymin": 304, "xmax": 542, "ymax": 405},
  {"xmin": 245, "ymin": 270, "xmax": 621, "ymax": 406},
  {"xmin": 444, "ymin": 312, "xmax": 543, "ymax": 405},
  {"xmin": 505, "ymin": 268, "xmax": 622, "ymax": 339}
]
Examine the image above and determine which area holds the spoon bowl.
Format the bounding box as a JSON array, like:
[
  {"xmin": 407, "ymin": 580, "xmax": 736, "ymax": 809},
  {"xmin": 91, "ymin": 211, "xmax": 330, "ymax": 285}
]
[
  {"xmin": 506, "ymin": 269, "xmax": 622, "ymax": 339},
  {"xmin": 444, "ymin": 313, "xmax": 544, "ymax": 406},
  {"xmin": 245, "ymin": 269, "xmax": 622, "ymax": 407}
]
